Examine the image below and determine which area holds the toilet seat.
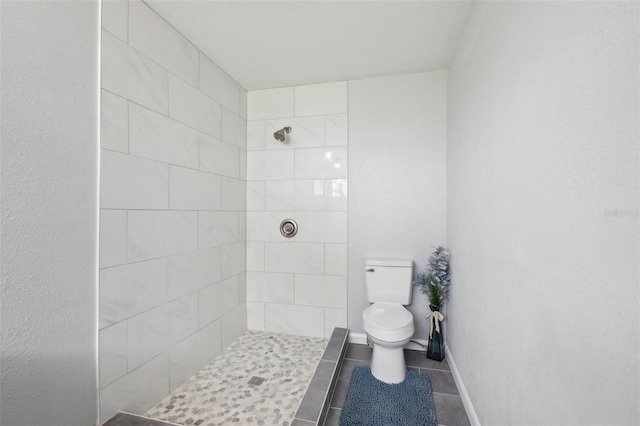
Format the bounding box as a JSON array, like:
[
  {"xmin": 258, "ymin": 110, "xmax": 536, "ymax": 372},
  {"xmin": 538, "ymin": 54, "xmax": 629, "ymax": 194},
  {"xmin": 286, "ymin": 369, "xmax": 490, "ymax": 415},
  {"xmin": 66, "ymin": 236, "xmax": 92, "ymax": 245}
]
[{"xmin": 363, "ymin": 302, "xmax": 414, "ymax": 343}]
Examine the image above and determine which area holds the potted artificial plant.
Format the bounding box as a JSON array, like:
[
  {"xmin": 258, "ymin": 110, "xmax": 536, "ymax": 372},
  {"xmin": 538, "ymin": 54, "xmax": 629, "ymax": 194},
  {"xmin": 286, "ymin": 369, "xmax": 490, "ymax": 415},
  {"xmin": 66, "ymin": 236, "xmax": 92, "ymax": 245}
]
[{"xmin": 414, "ymin": 246, "xmax": 451, "ymax": 361}]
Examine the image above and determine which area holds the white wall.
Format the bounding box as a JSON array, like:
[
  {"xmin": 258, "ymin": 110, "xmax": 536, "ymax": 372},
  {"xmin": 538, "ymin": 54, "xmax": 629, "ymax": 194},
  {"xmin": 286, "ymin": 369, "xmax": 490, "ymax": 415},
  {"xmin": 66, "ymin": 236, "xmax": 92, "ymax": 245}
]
[
  {"xmin": 99, "ymin": 1, "xmax": 247, "ymax": 421},
  {"xmin": 348, "ymin": 72, "xmax": 448, "ymax": 341},
  {"xmin": 447, "ymin": 2, "xmax": 639, "ymax": 424},
  {"xmin": 0, "ymin": 1, "xmax": 99, "ymax": 425},
  {"xmin": 245, "ymin": 82, "xmax": 349, "ymax": 338}
]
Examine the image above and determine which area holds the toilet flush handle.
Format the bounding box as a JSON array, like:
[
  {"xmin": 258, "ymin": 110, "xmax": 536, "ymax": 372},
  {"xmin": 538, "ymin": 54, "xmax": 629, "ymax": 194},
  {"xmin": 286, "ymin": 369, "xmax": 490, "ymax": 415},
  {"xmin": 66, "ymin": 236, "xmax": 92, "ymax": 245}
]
[{"xmin": 366, "ymin": 268, "xmax": 375, "ymax": 272}]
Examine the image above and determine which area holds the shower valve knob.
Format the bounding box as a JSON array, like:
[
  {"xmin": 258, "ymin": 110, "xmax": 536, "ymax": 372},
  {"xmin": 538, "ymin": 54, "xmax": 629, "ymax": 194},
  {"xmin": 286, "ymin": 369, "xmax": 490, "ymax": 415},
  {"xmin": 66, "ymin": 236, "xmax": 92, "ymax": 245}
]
[{"xmin": 280, "ymin": 219, "xmax": 298, "ymax": 238}]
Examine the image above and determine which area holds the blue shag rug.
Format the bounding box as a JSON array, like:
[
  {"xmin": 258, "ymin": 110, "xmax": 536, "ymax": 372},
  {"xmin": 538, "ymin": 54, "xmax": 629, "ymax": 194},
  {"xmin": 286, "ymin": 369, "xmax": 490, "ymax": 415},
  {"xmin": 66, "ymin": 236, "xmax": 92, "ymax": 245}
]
[{"xmin": 339, "ymin": 366, "xmax": 437, "ymax": 426}]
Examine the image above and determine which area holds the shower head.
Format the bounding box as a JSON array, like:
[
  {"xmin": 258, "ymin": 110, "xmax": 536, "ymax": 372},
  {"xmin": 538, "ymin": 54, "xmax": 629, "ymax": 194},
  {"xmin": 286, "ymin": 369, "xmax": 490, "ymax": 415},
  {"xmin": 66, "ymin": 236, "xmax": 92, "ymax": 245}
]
[{"xmin": 273, "ymin": 127, "xmax": 292, "ymax": 142}]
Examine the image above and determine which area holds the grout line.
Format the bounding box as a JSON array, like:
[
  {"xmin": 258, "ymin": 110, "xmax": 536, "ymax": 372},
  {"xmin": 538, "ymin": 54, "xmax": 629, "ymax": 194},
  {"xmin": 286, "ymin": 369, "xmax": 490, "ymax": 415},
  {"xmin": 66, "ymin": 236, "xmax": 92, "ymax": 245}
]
[
  {"xmin": 96, "ymin": 13, "xmax": 104, "ymax": 416},
  {"xmin": 125, "ymin": 210, "xmax": 130, "ymax": 264},
  {"xmin": 167, "ymin": 164, "xmax": 171, "ymax": 210},
  {"xmin": 100, "ymin": 144, "xmax": 242, "ymax": 181},
  {"xmin": 125, "ymin": 99, "xmax": 130, "ymax": 154},
  {"xmin": 197, "ymin": 50, "xmax": 201, "ymax": 88}
]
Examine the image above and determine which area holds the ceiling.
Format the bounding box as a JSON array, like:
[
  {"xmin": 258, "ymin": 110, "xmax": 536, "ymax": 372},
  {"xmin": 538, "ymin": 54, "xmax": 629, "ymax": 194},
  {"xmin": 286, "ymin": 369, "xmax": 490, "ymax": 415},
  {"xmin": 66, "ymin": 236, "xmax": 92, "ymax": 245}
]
[{"xmin": 145, "ymin": 1, "xmax": 473, "ymax": 90}]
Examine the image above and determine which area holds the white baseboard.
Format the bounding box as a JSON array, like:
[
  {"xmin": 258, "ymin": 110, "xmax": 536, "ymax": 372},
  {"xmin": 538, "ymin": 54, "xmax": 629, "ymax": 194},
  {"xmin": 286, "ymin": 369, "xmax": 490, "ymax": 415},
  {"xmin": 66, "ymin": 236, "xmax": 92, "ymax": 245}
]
[
  {"xmin": 445, "ymin": 344, "xmax": 481, "ymax": 426},
  {"xmin": 348, "ymin": 331, "xmax": 428, "ymax": 351},
  {"xmin": 348, "ymin": 331, "xmax": 367, "ymax": 345}
]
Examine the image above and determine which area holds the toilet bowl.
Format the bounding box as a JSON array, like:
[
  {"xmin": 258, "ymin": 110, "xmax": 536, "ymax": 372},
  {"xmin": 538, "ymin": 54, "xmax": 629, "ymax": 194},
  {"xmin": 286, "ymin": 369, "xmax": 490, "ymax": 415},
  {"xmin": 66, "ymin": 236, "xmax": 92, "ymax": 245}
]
[{"xmin": 363, "ymin": 301, "xmax": 415, "ymax": 384}]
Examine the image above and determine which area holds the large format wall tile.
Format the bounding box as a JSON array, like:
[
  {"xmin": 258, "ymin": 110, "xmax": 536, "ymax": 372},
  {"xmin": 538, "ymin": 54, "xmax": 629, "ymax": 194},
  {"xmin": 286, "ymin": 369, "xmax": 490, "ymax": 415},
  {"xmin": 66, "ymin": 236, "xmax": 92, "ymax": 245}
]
[
  {"xmin": 126, "ymin": 295, "xmax": 197, "ymax": 371},
  {"xmin": 101, "ymin": 90, "xmax": 128, "ymax": 153},
  {"xmin": 127, "ymin": 305, "xmax": 171, "ymax": 371},
  {"xmin": 129, "ymin": 1, "xmax": 198, "ymax": 86},
  {"xmin": 100, "ymin": 3, "xmax": 247, "ymax": 420},
  {"xmin": 324, "ymin": 244, "xmax": 348, "ymax": 276},
  {"xmin": 239, "ymin": 89, "xmax": 248, "ymax": 119},
  {"xmin": 294, "ymin": 274, "xmax": 347, "ymax": 308},
  {"xmin": 102, "ymin": 30, "xmax": 168, "ymax": 114},
  {"xmin": 168, "ymin": 248, "xmax": 221, "ymax": 299},
  {"xmin": 246, "ymin": 242, "xmax": 265, "ymax": 271},
  {"xmin": 200, "ymin": 54, "xmax": 240, "ymax": 115},
  {"xmin": 294, "ymin": 147, "xmax": 348, "ymax": 179},
  {"xmin": 99, "ymin": 209, "xmax": 127, "ymax": 268},
  {"xmin": 247, "ymin": 120, "xmax": 265, "ymax": 151},
  {"xmin": 169, "ymin": 75, "xmax": 221, "ymax": 137},
  {"xmin": 324, "ymin": 308, "xmax": 347, "ymax": 338},
  {"xmin": 127, "ymin": 211, "xmax": 198, "ymax": 262},
  {"xmin": 169, "ymin": 166, "xmax": 221, "ymax": 211},
  {"xmin": 100, "ymin": 149, "xmax": 169, "ymax": 210},
  {"xmin": 221, "ymin": 304, "xmax": 247, "ymax": 348},
  {"xmin": 221, "ymin": 108, "xmax": 247, "ymax": 149},
  {"xmin": 247, "ymin": 211, "xmax": 293, "ymax": 242},
  {"xmin": 246, "ymin": 82, "xmax": 349, "ymax": 340},
  {"xmin": 169, "ymin": 320, "xmax": 222, "ymax": 391},
  {"xmin": 129, "ymin": 103, "xmax": 199, "ymax": 169},
  {"xmin": 247, "ymin": 181, "xmax": 266, "ymax": 210},
  {"xmin": 246, "ymin": 272, "xmax": 294, "ymax": 304},
  {"xmin": 239, "ymin": 150, "xmax": 248, "ymax": 181},
  {"xmin": 294, "ymin": 211, "xmax": 348, "ymax": 243},
  {"xmin": 264, "ymin": 303, "xmax": 324, "ymax": 337},
  {"xmin": 99, "ymin": 322, "xmax": 128, "ymax": 389},
  {"xmin": 99, "ymin": 258, "xmax": 168, "ymax": 328},
  {"xmin": 100, "ymin": 354, "xmax": 169, "ymax": 422},
  {"xmin": 265, "ymin": 116, "xmax": 325, "ymax": 150},
  {"xmin": 246, "ymin": 302, "xmax": 265, "ymax": 330},
  {"xmin": 168, "ymin": 294, "xmax": 199, "ymax": 343},
  {"xmin": 325, "ymin": 114, "xmax": 348, "ymax": 147},
  {"xmin": 198, "ymin": 211, "xmax": 241, "ymax": 248},
  {"xmin": 294, "ymin": 82, "xmax": 348, "ymax": 117},
  {"xmin": 198, "ymin": 276, "xmax": 240, "ymax": 327},
  {"xmin": 102, "ymin": 0, "xmax": 128, "ymax": 43},
  {"xmin": 325, "ymin": 179, "xmax": 348, "ymax": 210},
  {"xmin": 238, "ymin": 272, "xmax": 247, "ymax": 303},
  {"xmin": 199, "ymin": 133, "xmax": 240, "ymax": 178},
  {"xmin": 221, "ymin": 242, "xmax": 246, "ymax": 279},
  {"xmin": 247, "ymin": 150, "xmax": 294, "ymax": 181},
  {"xmin": 247, "ymin": 87, "xmax": 294, "ymax": 120},
  {"xmin": 264, "ymin": 243, "xmax": 324, "ymax": 274},
  {"xmin": 265, "ymin": 180, "xmax": 325, "ymax": 211},
  {"xmin": 221, "ymin": 177, "xmax": 246, "ymax": 211}
]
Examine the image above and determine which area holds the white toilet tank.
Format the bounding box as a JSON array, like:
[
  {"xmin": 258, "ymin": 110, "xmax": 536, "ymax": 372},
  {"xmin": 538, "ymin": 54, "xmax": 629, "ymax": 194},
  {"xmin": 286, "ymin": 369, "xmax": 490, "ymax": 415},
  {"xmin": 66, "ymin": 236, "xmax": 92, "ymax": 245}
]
[{"xmin": 364, "ymin": 259, "xmax": 413, "ymax": 304}]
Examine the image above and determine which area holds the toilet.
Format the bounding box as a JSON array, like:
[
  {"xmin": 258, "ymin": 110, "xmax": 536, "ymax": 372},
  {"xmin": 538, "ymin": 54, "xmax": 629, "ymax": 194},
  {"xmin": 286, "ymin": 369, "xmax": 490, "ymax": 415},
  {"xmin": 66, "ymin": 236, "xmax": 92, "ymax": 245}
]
[{"xmin": 362, "ymin": 259, "xmax": 415, "ymax": 384}]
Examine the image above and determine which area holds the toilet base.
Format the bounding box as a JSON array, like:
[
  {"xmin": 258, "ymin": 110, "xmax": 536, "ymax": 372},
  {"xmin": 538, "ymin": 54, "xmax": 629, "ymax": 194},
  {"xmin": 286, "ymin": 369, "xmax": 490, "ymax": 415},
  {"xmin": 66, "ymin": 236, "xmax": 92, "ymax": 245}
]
[{"xmin": 369, "ymin": 340, "xmax": 408, "ymax": 384}]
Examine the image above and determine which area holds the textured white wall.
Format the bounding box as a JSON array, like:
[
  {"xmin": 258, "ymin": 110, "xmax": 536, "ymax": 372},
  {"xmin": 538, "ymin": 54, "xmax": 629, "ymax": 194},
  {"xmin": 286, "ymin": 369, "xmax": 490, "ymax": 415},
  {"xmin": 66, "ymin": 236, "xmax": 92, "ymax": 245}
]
[
  {"xmin": 447, "ymin": 2, "xmax": 639, "ymax": 424},
  {"xmin": 0, "ymin": 1, "xmax": 99, "ymax": 425},
  {"xmin": 348, "ymin": 72, "xmax": 448, "ymax": 342}
]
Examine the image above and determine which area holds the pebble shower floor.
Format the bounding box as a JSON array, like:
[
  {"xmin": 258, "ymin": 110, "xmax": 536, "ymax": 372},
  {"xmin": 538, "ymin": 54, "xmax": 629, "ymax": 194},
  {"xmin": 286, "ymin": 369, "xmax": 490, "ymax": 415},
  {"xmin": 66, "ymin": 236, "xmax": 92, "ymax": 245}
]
[{"xmin": 145, "ymin": 330, "xmax": 327, "ymax": 426}]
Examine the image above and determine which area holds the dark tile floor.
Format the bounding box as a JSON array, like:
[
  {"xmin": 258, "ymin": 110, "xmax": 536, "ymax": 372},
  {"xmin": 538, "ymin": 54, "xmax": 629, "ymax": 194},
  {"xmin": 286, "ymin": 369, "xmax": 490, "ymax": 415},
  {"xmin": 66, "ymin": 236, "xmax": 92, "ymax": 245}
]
[
  {"xmin": 324, "ymin": 344, "xmax": 471, "ymax": 426},
  {"xmin": 103, "ymin": 412, "xmax": 177, "ymax": 426}
]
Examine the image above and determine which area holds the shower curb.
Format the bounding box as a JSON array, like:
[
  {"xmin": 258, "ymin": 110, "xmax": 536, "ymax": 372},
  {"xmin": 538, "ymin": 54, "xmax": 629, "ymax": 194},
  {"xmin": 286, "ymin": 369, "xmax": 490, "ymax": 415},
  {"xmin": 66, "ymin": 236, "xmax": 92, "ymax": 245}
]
[
  {"xmin": 292, "ymin": 327, "xmax": 349, "ymax": 426},
  {"xmin": 102, "ymin": 411, "xmax": 180, "ymax": 426}
]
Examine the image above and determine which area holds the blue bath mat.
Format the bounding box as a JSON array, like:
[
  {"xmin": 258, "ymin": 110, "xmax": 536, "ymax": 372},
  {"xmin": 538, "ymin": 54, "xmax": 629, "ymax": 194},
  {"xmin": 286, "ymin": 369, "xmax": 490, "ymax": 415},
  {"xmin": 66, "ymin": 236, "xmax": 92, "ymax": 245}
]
[{"xmin": 339, "ymin": 366, "xmax": 437, "ymax": 426}]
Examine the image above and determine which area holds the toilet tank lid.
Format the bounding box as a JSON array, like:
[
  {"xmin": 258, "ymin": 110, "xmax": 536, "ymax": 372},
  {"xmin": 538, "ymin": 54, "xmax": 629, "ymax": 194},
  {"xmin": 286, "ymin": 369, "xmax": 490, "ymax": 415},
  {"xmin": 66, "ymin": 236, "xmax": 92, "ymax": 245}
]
[{"xmin": 365, "ymin": 259, "xmax": 413, "ymax": 267}]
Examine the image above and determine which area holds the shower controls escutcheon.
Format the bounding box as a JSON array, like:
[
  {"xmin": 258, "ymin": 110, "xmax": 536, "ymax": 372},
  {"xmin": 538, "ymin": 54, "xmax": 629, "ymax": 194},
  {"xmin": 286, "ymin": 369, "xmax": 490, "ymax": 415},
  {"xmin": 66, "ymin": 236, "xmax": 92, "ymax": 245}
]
[{"xmin": 280, "ymin": 219, "xmax": 298, "ymax": 238}]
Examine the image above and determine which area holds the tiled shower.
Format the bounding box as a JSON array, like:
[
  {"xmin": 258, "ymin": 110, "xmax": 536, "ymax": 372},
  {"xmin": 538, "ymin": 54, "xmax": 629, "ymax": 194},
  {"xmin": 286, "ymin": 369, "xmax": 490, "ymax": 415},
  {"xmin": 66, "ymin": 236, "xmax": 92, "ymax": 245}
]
[
  {"xmin": 98, "ymin": 0, "xmax": 351, "ymax": 420},
  {"xmin": 246, "ymin": 84, "xmax": 349, "ymax": 338}
]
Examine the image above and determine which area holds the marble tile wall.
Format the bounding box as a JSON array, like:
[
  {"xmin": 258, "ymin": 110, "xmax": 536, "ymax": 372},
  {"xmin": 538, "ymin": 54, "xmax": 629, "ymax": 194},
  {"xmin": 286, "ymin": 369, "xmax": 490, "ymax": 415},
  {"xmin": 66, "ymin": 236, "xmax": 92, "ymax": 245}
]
[
  {"xmin": 99, "ymin": 1, "xmax": 247, "ymax": 422},
  {"xmin": 246, "ymin": 82, "xmax": 348, "ymax": 339}
]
